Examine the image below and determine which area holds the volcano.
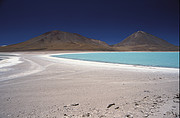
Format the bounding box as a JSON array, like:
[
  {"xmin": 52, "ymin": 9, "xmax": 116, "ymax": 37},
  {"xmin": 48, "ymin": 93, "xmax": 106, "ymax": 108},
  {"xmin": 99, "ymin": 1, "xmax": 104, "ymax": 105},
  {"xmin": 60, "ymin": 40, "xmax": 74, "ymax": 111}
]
[
  {"xmin": 0, "ymin": 30, "xmax": 112, "ymax": 51},
  {"xmin": 113, "ymin": 31, "xmax": 179, "ymax": 51}
]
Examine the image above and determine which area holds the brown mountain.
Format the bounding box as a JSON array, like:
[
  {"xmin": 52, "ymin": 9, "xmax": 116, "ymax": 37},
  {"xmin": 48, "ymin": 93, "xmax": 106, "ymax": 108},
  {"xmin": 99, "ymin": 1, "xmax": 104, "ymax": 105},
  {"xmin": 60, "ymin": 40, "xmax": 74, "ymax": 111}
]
[
  {"xmin": 0, "ymin": 30, "xmax": 178, "ymax": 52},
  {"xmin": 0, "ymin": 30, "xmax": 112, "ymax": 51},
  {"xmin": 113, "ymin": 31, "xmax": 179, "ymax": 51}
]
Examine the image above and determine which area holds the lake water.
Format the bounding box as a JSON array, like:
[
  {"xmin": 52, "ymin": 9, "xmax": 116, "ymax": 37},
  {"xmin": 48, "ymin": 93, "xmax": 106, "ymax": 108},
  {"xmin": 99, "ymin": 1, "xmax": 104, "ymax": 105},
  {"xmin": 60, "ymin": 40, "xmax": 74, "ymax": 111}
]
[{"xmin": 53, "ymin": 52, "xmax": 179, "ymax": 68}]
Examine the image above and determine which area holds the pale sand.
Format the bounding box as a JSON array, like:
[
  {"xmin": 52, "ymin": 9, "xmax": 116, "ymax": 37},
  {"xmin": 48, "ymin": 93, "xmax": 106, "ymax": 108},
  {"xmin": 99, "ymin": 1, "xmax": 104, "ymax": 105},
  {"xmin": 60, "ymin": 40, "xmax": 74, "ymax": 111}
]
[{"xmin": 0, "ymin": 51, "xmax": 179, "ymax": 118}]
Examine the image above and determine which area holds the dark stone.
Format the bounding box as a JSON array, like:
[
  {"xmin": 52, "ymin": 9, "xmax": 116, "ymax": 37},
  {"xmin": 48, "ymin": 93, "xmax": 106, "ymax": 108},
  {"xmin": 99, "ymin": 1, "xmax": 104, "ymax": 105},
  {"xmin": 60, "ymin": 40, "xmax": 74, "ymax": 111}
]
[
  {"xmin": 82, "ymin": 113, "xmax": 90, "ymax": 117},
  {"xmin": 125, "ymin": 114, "xmax": 133, "ymax": 118},
  {"xmin": 174, "ymin": 94, "xmax": 179, "ymax": 99},
  {"xmin": 135, "ymin": 102, "xmax": 139, "ymax": 106},
  {"xmin": 71, "ymin": 103, "xmax": 79, "ymax": 106},
  {"xmin": 144, "ymin": 90, "xmax": 150, "ymax": 93},
  {"xmin": 107, "ymin": 103, "xmax": 115, "ymax": 108}
]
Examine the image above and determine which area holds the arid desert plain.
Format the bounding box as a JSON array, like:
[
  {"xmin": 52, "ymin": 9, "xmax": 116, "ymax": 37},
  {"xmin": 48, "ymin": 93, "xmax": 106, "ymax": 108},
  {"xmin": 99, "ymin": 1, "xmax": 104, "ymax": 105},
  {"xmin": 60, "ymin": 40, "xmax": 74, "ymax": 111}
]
[{"xmin": 0, "ymin": 51, "xmax": 179, "ymax": 118}]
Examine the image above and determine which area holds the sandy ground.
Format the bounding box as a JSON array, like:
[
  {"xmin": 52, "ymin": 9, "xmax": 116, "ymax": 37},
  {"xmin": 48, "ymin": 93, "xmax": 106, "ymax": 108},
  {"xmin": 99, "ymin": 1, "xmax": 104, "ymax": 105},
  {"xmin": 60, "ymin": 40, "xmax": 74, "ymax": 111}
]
[{"xmin": 0, "ymin": 51, "xmax": 179, "ymax": 118}]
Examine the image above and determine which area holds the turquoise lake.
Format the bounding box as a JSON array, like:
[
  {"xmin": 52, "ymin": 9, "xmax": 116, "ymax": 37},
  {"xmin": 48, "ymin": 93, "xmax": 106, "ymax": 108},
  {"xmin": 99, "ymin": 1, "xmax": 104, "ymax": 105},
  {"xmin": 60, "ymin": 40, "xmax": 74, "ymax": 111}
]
[{"xmin": 53, "ymin": 52, "xmax": 179, "ymax": 68}]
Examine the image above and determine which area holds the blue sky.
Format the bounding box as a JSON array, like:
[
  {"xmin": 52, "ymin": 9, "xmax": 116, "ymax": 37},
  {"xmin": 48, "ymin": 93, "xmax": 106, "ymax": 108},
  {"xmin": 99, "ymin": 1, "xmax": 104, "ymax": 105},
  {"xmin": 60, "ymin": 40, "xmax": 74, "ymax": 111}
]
[{"xmin": 0, "ymin": 0, "xmax": 179, "ymax": 46}]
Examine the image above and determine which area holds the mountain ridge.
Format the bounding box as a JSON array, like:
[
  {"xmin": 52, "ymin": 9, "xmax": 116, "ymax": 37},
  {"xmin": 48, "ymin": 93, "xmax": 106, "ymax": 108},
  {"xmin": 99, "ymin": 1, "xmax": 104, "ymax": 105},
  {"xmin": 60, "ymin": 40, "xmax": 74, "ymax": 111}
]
[{"xmin": 0, "ymin": 30, "xmax": 179, "ymax": 51}]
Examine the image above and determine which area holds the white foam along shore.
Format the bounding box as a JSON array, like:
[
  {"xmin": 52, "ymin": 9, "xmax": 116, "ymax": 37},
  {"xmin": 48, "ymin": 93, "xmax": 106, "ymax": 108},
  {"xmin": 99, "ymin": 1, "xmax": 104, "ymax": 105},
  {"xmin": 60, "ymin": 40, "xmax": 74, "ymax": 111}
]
[
  {"xmin": 43, "ymin": 52, "xmax": 179, "ymax": 73},
  {"xmin": 0, "ymin": 54, "xmax": 22, "ymax": 68}
]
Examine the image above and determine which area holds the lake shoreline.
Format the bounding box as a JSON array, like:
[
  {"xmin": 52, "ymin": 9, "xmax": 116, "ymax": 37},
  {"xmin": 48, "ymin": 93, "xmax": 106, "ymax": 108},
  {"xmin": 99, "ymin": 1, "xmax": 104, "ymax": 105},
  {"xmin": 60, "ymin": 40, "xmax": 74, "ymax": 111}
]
[{"xmin": 50, "ymin": 52, "xmax": 179, "ymax": 68}]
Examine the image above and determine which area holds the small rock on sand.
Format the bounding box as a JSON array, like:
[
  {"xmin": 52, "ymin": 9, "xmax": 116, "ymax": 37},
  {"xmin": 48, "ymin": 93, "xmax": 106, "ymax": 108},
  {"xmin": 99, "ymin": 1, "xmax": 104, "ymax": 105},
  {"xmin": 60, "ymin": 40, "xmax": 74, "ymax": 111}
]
[
  {"xmin": 71, "ymin": 103, "xmax": 79, "ymax": 106},
  {"xmin": 107, "ymin": 103, "xmax": 115, "ymax": 108},
  {"xmin": 82, "ymin": 113, "xmax": 90, "ymax": 117},
  {"xmin": 125, "ymin": 114, "xmax": 133, "ymax": 118}
]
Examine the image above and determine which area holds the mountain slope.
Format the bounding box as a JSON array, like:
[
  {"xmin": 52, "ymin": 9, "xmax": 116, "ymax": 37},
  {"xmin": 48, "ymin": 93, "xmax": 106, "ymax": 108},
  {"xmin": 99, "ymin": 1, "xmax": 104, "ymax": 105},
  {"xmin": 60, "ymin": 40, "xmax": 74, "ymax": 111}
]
[
  {"xmin": 113, "ymin": 31, "xmax": 179, "ymax": 51},
  {"xmin": 0, "ymin": 30, "xmax": 112, "ymax": 51},
  {"xmin": 0, "ymin": 30, "xmax": 178, "ymax": 51}
]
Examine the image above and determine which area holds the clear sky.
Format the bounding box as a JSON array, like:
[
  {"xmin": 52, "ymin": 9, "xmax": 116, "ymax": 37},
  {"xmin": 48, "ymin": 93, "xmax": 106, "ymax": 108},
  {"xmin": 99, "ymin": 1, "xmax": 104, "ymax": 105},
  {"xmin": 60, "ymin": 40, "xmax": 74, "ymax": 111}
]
[{"xmin": 0, "ymin": 0, "xmax": 179, "ymax": 46}]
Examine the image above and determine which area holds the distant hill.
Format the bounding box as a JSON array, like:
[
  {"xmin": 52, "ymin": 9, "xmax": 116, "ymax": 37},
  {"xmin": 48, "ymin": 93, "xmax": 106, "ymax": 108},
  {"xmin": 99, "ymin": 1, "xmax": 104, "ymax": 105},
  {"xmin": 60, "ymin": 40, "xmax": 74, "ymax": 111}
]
[
  {"xmin": 0, "ymin": 30, "xmax": 178, "ymax": 52},
  {"xmin": 113, "ymin": 31, "xmax": 179, "ymax": 51},
  {"xmin": 0, "ymin": 30, "xmax": 112, "ymax": 51}
]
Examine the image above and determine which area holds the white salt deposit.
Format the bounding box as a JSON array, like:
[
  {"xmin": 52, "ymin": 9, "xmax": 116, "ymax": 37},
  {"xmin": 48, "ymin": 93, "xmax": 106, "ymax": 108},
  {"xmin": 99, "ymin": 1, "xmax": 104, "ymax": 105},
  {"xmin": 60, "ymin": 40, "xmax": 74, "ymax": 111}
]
[{"xmin": 0, "ymin": 56, "xmax": 22, "ymax": 68}]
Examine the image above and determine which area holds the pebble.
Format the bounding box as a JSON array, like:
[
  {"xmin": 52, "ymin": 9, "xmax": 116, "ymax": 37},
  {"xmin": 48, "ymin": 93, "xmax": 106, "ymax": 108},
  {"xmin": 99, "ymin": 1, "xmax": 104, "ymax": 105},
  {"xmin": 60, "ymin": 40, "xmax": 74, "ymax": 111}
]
[
  {"xmin": 99, "ymin": 115, "xmax": 106, "ymax": 118},
  {"xmin": 6, "ymin": 97, "xmax": 11, "ymax": 101},
  {"xmin": 143, "ymin": 96, "xmax": 149, "ymax": 99},
  {"xmin": 173, "ymin": 100, "xmax": 179, "ymax": 103},
  {"xmin": 125, "ymin": 114, "xmax": 133, "ymax": 118},
  {"xmin": 174, "ymin": 94, "xmax": 179, "ymax": 99},
  {"xmin": 156, "ymin": 96, "xmax": 161, "ymax": 99},
  {"xmin": 71, "ymin": 103, "xmax": 79, "ymax": 106},
  {"xmin": 172, "ymin": 106, "xmax": 176, "ymax": 108},
  {"xmin": 107, "ymin": 103, "xmax": 115, "ymax": 108},
  {"xmin": 82, "ymin": 113, "xmax": 90, "ymax": 117},
  {"xmin": 134, "ymin": 102, "xmax": 139, "ymax": 106},
  {"xmin": 144, "ymin": 90, "xmax": 150, "ymax": 93}
]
